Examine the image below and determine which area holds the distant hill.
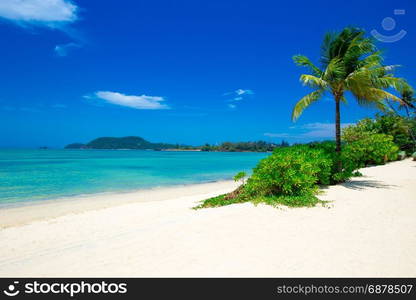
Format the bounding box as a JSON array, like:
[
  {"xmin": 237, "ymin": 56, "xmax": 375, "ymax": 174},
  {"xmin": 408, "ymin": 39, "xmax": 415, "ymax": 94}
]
[
  {"xmin": 64, "ymin": 136, "xmax": 184, "ymax": 150},
  {"xmin": 65, "ymin": 143, "xmax": 88, "ymax": 149}
]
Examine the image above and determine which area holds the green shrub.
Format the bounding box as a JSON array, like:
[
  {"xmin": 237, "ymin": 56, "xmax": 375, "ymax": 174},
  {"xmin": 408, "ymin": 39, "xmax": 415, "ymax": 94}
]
[
  {"xmin": 251, "ymin": 194, "xmax": 323, "ymax": 208},
  {"xmin": 412, "ymin": 152, "xmax": 416, "ymax": 161},
  {"xmin": 196, "ymin": 145, "xmax": 333, "ymax": 208},
  {"xmin": 307, "ymin": 141, "xmax": 357, "ymax": 183},
  {"xmin": 193, "ymin": 194, "xmax": 245, "ymax": 209},
  {"xmin": 343, "ymin": 134, "xmax": 399, "ymax": 167},
  {"xmin": 342, "ymin": 118, "xmax": 376, "ymax": 142},
  {"xmin": 342, "ymin": 114, "xmax": 416, "ymax": 154},
  {"xmin": 242, "ymin": 145, "xmax": 327, "ymax": 198},
  {"xmin": 233, "ymin": 171, "xmax": 246, "ymax": 184}
]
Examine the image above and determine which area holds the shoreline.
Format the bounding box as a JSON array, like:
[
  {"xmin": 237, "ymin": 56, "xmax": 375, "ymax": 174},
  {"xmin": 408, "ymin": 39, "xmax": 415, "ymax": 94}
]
[
  {"xmin": 0, "ymin": 180, "xmax": 238, "ymax": 229},
  {"xmin": 0, "ymin": 177, "xmax": 234, "ymax": 209}
]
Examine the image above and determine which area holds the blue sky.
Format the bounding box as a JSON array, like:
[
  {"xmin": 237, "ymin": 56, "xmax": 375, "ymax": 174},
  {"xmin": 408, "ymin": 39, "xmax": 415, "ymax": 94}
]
[{"xmin": 0, "ymin": 0, "xmax": 415, "ymax": 148}]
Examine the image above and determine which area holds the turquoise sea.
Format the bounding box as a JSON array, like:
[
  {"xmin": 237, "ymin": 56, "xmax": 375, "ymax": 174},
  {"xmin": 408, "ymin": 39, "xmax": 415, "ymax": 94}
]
[{"xmin": 0, "ymin": 149, "xmax": 268, "ymax": 206}]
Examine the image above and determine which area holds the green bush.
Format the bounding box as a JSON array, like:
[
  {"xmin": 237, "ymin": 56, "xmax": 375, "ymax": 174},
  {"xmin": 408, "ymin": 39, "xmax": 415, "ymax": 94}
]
[
  {"xmin": 196, "ymin": 145, "xmax": 334, "ymax": 208},
  {"xmin": 251, "ymin": 194, "xmax": 322, "ymax": 207},
  {"xmin": 233, "ymin": 171, "xmax": 246, "ymax": 184},
  {"xmin": 342, "ymin": 114, "xmax": 416, "ymax": 154},
  {"xmin": 242, "ymin": 145, "xmax": 326, "ymax": 197},
  {"xmin": 343, "ymin": 134, "xmax": 399, "ymax": 167},
  {"xmin": 342, "ymin": 118, "xmax": 376, "ymax": 142},
  {"xmin": 307, "ymin": 141, "xmax": 357, "ymax": 183},
  {"xmin": 193, "ymin": 194, "xmax": 245, "ymax": 208}
]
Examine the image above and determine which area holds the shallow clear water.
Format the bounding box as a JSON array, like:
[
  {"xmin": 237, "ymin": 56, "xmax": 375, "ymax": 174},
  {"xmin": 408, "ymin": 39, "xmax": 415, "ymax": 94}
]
[{"xmin": 0, "ymin": 149, "xmax": 268, "ymax": 205}]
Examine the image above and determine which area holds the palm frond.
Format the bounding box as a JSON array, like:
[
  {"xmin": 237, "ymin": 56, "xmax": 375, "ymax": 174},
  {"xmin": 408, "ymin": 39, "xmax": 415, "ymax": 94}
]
[
  {"xmin": 345, "ymin": 65, "xmax": 403, "ymax": 91},
  {"xmin": 322, "ymin": 57, "xmax": 345, "ymax": 81},
  {"xmin": 343, "ymin": 34, "xmax": 374, "ymax": 69},
  {"xmin": 292, "ymin": 89, "xmax": 324, "ymax": 121},
  {"xmin": 358, "ymin": 51, "xmax": 384, "ymax": 68},
  {"xmin": 352, "ymin": 88, "xmax": 403, "ymax": 104},
  {"xmin": 399, "ymin": 84, "xmax": 416, "ymax": 109},
  {"xmin": 324, "ymin": 27, "xmax": 368, "ymax": 66},
  {"xmin": 365, "ymin": 64, "xmax": 399, "ymax": 75},
  {"xmin": 320, "ymin": 31, "xmax": 337, "ymax": 67},
  {"xmin": 372, "ymin": 75, "xmax": 405, "ymax": 90},
  {"xmin": 293, "ymin": 55, "xmax": 322, "ymax": 76},
  {"xmin": 299, "ymin": 74, "xmax": 328, "ymax": 89}
]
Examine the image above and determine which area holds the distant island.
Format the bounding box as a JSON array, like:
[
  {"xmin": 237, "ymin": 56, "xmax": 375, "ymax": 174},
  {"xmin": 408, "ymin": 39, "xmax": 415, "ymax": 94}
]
[
  {"xmin": 65, "ymin": 136, "xmax": 188, "ymax": 150},
  {"xmin": 65, "ymin": 136, "xmax": 288, "ymax": 152}
]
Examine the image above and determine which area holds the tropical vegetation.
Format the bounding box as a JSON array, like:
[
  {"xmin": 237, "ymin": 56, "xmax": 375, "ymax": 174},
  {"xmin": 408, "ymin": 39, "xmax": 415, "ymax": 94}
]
[
  {"xmin": 196, "ymin": 27, "xmax": 415, "ymax": 210},
  {"xmin": 200, "ymin": 140, "xmax": 289, "ymax": 152},
  {"xmin": 195, "ymin": 128, "xmax": 403, "ymax": 209},
  {"xmin": 342, "ymin": 113, "xmax": 416, "ymax": 154},
  {"xmin": 292, "ymin": 27, "xmax": 407, "ymax": 170}
]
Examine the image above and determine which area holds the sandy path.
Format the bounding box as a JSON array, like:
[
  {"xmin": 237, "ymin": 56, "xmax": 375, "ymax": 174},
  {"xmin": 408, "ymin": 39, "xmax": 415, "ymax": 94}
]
[{"xmin": 0, "ymin": 159, "xmax": 415, "ymax": 277}]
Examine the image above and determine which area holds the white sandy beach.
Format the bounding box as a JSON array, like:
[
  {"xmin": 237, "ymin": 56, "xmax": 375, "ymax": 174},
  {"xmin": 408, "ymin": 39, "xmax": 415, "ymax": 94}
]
[{"xmin": 0, "ymin": 159, "xmax": 415, "ymax": 277}]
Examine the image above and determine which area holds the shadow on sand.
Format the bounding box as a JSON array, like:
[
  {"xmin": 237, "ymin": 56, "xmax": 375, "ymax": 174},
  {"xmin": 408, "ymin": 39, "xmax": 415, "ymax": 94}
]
[
  {"xmin": 319, "ymin": 176, "xmax": 397, "ymax": 192},
  {"xmin": 340, "ymin": 178, "xmax": 397, "ymax": 191}
]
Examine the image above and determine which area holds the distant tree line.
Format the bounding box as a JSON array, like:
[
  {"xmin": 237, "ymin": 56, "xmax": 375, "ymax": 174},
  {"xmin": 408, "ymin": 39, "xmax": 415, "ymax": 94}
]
[{"xmin": 200, "ymin": 140, "xmax": 289, "ymax": 152}]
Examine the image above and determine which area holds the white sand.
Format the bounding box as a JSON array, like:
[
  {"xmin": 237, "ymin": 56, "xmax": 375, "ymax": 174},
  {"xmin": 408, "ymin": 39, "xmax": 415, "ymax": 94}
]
[{"xmin": 0, "ymin": 159, "xmax": 415, "ymax": 277}]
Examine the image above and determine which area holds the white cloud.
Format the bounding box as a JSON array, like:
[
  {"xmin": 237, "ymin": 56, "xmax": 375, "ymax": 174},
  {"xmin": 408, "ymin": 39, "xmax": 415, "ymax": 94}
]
[
  {"xmin": 0, "ymin": 0, "xmax": 78, "ymax": 25},
  {"xmin": 235, "ymin": 89, "xmax": 254, "ymax": 96},
  {"xmin": 223, "ymin": 88, "xmax": 254, "ymax": 109},
  {"xmin": 223, "ymin": 89, "xmax": 254, "ymax": 97},
  {"xmin": 298, "ymin": 122, "xmax": 354, "ymax": 138},
  {"xmin": 54, "ymin": 42, "xmax": 81, "ymax": 56},
  {"xmin": 264, "ymin": 132, "xmax": 291, "ymax": 138},
  {"xmin": 0, "ymin": 1, "xmax": 81, "ymax": 55},
  {"xmin": 264, "ymin": 122, "xmax": 355, "ymax": 140},
  {"xmin": 92, "ymin": 91, "xmax": 170, "ymax": 110}
]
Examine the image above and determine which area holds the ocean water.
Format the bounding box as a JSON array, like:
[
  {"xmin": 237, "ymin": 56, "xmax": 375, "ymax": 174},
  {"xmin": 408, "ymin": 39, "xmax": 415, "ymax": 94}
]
[{"xmin": 0, "ymin": 149, "xmax": 268, "ymax": 206}]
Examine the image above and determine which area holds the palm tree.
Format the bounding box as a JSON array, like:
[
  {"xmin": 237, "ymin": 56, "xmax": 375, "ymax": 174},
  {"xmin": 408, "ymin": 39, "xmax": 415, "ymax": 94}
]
[
  {"xmin": 386, "ymin": 85, "xmax": 415, "ymax": 116},
  {"xmin": 292, "ymin": 27, "xmax": 406, "ymax": 169},
  {"xmin": 399, "ymin": 86, "xmax": 416, "ymax": 150}
]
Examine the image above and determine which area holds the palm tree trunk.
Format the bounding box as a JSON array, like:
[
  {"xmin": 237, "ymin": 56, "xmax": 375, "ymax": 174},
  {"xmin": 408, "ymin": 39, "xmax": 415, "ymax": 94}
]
[{"xmin": 335, "ymin": 98, "xmax": 342, "ymax": 171}]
